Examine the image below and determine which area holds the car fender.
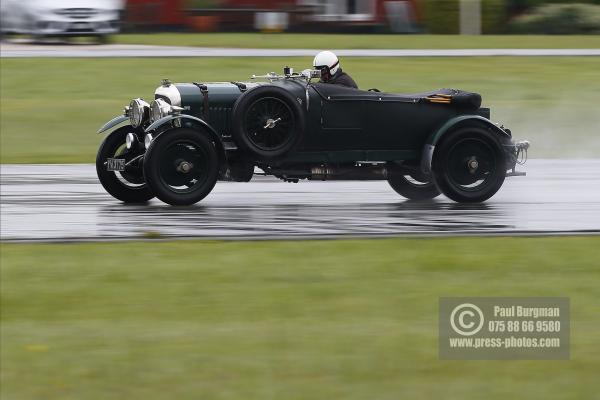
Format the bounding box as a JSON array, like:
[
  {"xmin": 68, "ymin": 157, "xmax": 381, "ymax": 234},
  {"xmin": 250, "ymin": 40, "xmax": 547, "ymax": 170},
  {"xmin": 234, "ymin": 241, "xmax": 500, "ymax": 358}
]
[
  {"xmin": 97, "ymin": 115, "xmax": 128, "ymax": 134},
  {"xmin": 420, "ymin": 115, "xmax": 511, "ymax": 174},
  {"xmin": 145, "ymin": 114, "xmax": 227, "ymax": 169}
]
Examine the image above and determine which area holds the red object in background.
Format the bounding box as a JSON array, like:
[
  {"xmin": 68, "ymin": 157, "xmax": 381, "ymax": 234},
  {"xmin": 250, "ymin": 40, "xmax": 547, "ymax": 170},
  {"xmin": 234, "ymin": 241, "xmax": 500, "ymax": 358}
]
[
  {"xmin": 367, "ymin": 0, "xmax": 422, "ymax": 25},
  {"xmin": 221, "ymin": 0, "xmax": 419, "ymax": 26},
  {"xmin": 125, "ymin": 0, "xmax": 188, "ymax": 27},
  {"xmin": 124, "ymin": 0, "xmax": 420, "ymax": 31},
  {"xmin": 221, "ymin": 0, "xmax": 295, "ymax": 10}
]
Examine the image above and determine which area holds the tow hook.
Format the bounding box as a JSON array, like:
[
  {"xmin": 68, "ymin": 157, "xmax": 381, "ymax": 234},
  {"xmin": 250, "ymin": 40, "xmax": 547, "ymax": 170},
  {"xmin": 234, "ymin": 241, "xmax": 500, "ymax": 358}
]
[
  {"xmin": 515, "ymin": 140, "xmax": 530, "ymax": 152},
  {"xmin": 506, "ymin": 140, "xmax": 530, "ymax": 177}
]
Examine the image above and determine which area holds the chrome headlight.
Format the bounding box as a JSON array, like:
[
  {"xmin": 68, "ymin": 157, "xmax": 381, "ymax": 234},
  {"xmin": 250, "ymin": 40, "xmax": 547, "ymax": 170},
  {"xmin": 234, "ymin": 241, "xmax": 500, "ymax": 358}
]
[
  {"xmin": 144, "ymin": 134, "xmax": 154, "ymax": 149},
  {"xmin": 129, "ymin": 98, "xmax": 150, "ymax": 128},
  {"xmin": 150, "ymin": 98, "xmax": 172, "ymax": 122},
  {"xmin": 125, "ymin": 132, "xmax": 138, "ymax": 150}
]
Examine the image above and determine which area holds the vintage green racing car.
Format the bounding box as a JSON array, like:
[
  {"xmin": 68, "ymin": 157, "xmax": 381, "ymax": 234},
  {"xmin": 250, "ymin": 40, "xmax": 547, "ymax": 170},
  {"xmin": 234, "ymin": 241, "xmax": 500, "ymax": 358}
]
[{"xmin": 96, "ymin": 66, "xmax": 529, "ymax": 206}]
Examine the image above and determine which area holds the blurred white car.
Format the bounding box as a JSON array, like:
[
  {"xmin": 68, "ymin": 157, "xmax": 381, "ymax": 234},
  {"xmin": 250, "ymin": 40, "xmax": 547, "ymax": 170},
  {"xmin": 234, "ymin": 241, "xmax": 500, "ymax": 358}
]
[{"xmin": 1, "ymin": 0, "xmax": 124, "ymax": 42}]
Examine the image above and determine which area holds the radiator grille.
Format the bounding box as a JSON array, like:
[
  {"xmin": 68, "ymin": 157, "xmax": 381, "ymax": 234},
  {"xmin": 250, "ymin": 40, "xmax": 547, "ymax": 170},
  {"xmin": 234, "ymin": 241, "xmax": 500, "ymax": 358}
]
[
  {"xmin": 208, "ymin": 107, "xmax": 232, "ymax": 135},
  {"xmin": 55, "ymin": 8, "xmax": 98, "ymax": 19}
]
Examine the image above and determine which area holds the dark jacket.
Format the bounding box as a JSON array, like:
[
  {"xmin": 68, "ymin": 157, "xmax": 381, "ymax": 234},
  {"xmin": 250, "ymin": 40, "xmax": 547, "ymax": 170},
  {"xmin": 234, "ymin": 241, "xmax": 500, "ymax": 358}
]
[{"xmin": 322, "ymin": 68, "xmax": 358, "ymax": 89}]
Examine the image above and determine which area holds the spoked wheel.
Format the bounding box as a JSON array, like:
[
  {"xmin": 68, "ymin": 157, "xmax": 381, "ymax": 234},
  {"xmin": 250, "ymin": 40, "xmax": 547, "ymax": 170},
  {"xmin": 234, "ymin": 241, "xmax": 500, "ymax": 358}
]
[
  {"xmin": 143, "ymin": 128, "xmax": 219, "ymax": 206},
  {"xmin": 387, "ymin": 166, "xmax": 441, "ymax": 200},
  {"xmin": 232, "ymin": 85, "xmax": 304, "ymax": 159},
  {"xmin": 245, "ymin": 97, "xmax": 295, "ymax": 152},
  {"xmin": 96, "ymin": 126, "xmax": 154, "ymax": 203},
  {"xmin": 432, "ymin": 127, "xmax": 506, "ymax": 203}
]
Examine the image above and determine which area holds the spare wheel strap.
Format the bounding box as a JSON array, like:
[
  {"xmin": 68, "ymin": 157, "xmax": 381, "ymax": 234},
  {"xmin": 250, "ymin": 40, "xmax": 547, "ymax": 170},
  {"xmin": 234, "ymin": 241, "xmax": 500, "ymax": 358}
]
[{"xmin": 193, "ymin": 82, "xmax": 209, "ymax": 121}]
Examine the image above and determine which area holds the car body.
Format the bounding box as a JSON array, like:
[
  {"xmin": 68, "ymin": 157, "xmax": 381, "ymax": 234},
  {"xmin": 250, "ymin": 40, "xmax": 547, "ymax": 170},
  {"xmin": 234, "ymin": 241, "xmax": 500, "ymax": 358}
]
[
  {"xmin": 1, "ymin": 0, "xmax": 122, "ymax": 41},
  {"xmin": 96, "ymin": 67, "xmax": 529, "ymax": 205}
]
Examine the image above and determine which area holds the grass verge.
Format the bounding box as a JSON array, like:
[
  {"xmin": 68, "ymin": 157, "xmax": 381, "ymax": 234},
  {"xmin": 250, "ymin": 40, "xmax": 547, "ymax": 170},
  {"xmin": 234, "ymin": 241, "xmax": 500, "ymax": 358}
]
[
  {"xmin": 114, "ymin": 33, "xmax": 600, "ymax": 49},
  {"xmin": 1, "ymin": 236, "xmax": 599, "ymax": 399},
  {"xmin": 1, "ymin": 57, "xmax": 599, "ymax": 163}
]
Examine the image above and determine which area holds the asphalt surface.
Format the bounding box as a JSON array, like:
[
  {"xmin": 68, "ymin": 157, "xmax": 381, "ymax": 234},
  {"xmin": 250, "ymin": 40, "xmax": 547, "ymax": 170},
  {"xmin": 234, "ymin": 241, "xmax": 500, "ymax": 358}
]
[
  {"xmin": 1, "ymin": 160, "xmax": 599, "ymax": 242},
  {"xmin": 2, "ymin": 42, "xmax": 600, "ymax": 58}
]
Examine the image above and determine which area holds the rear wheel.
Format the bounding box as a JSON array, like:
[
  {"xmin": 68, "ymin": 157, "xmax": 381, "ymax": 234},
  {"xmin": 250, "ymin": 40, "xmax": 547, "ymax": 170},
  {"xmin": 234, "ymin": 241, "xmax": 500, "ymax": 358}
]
[
  {"xmin": 143, "ymin": 128, "xmax": 219, "ymax": 206},
  {"xmin": 387, "ymin": 167, "xmax": 441, "ymax": 200},
  {"xmin": 96, "ymin": 126, "xmax": 154, "ymax": 203},
  {"xmin": 432, "ymin": 127, "xmax": 506, "ymax": 203}
]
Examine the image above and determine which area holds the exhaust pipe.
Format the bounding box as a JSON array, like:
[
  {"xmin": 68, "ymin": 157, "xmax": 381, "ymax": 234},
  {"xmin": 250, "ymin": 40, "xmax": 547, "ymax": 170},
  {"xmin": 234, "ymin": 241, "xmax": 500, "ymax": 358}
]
[{"xmin": 310, "ymin": 165, "xmax": 389, "ymax": 181}]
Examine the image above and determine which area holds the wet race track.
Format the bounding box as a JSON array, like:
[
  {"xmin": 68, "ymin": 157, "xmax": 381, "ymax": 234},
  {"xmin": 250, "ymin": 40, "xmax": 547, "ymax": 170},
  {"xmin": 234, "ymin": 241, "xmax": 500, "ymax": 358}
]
[{"xmin": 1, "ymin": 160, "xmax": 599, "ymax": 242}]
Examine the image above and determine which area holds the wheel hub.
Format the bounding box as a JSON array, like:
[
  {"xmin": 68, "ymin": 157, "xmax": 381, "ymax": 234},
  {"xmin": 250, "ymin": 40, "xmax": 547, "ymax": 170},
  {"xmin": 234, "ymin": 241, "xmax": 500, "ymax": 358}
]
[
  {"xmin": 244, "ymin": 96, "xmax": 295, "ymax": 152},
  {"xmin": 263, "ymin": 117, "xmax": 282, "ymax": 129},
  {"xmin": 467, "ymin": 157, "xmax": 479, "ymax": 174},
  {"xmin": 176, "ymin": 161, "xmax": 194, "ymax": 174}
]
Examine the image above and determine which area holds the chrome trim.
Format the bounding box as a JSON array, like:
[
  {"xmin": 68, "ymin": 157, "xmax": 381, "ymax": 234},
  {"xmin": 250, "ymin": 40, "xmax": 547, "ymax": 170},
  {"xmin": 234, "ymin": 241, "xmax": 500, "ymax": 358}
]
[
  {"xmin": 144, "ymin": 134, "xmax": 153, "ymax": 149},
  {"xmin": 129, "ymin": 98, "xmax": 150, "ymax": 128},
  {"xmin": 305, "ymin": 87, "xmax": 310, "ymax": 111},
  {"xmin": 264, "ymin": 118, "xmax": 282, "ymax": 129},
  {"xmin": 125, "ymin": 132, "xmax": 137, "ymax": 150},
  {"xmin": 150, "ymin": 98, "xmax": 172, "ymax": 123}
]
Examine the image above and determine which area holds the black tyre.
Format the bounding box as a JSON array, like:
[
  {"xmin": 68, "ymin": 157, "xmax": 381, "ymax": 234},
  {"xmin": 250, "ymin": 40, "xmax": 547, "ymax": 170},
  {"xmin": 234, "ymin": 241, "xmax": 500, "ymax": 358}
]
[
  {"xmin": 143, "ymin": 128, "xmax": 219, "ymax": 206},
  {"xmin": 95, "ymin": 35, "xmax": 111, "ymax": 45},
  {"xmin": 387, "ymin": 167, "xmax": 441, "ymax": 200},
  {"xmin": 231, "ymin": 85, "xmax": 304, "ymax": 159},
  {"xmin": 432, "ymin": 127, "xmax": 506, "ymax": 203},
  {"xmin": 0, "ymin": 31, "xmax": 14, "ymax": 41},
  {"xmin": 96, "ymin": 126, "xmax": 154, "ymax": 203}
]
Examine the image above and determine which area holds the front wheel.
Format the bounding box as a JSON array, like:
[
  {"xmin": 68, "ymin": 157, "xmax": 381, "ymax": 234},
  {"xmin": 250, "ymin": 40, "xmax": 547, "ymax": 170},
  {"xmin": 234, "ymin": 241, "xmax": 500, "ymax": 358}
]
[
  {"xmin": 432, "ymin": 127, "xmax": 506, "ymax": 203},
  {"xmin": 387, "ymin": 167, "xmax": 441, "ymax": 200},
  {"xmin": 96, "ymin": 126, "xmax": 154, "ymax": 203},
  {"xmin": 94, "ymin": 35, "xmax": 111, "ymax": 44},
  {"xmin": 143, "ymin": 128, "xmax": 219, "ymax": 206}
]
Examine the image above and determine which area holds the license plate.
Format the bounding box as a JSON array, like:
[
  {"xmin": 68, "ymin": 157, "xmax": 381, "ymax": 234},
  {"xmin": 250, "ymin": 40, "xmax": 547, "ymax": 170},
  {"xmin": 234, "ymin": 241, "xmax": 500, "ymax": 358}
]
[
  {"xmin": 72, "ymin": 22, "xmax": 89, "ymax": 30},
  {"xmin": 107, "ymin": 158, "xmax": 125, "ymax": 171}
]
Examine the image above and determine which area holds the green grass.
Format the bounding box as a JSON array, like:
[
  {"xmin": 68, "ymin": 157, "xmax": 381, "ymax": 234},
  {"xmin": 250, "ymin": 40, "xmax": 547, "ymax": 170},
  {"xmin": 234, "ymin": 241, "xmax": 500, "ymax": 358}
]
[
  {"xmin": 1, "ymin": 56, "xmax": 599, "ymax": 163},
  {"xmin": 114, "ymin": 33, "xmax": 600, "ymax": 49},
  {"xmin": 1, "ymin": 236, "xmax": 599, "ymax": 399}
]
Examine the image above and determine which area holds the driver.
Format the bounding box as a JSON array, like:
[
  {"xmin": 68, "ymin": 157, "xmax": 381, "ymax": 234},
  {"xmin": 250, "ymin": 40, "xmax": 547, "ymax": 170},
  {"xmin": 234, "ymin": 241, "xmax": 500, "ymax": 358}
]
[{"xmin": 313, "ymin": 51, "xmax": 358, "ymax": 89}]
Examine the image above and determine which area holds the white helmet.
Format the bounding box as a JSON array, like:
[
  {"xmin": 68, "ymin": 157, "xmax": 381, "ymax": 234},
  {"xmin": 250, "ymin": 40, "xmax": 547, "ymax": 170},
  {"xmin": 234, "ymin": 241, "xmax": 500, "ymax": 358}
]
[{"xmin": 313, "ymin": 51, "xmax": 340, "ymax": 81}]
